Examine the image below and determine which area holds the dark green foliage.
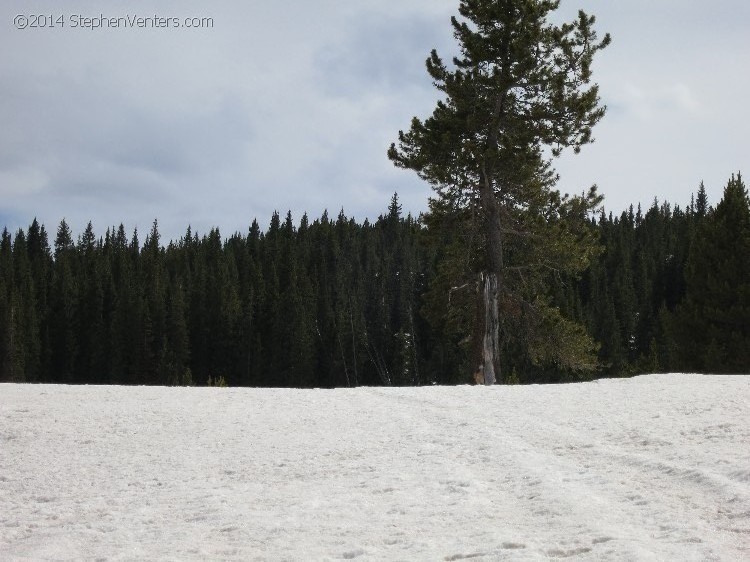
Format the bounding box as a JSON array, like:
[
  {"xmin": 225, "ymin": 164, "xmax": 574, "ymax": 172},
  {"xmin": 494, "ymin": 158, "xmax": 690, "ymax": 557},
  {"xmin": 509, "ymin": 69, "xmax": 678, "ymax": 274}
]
[
  {"xmin": 0, "ymin": 228, "xmax": 17, "ymax": 381},
  {"xmin": 0, "ymin": 198, "xmax": 434, "ymax": 386},
  {"xmin": 580, "ymin": 202, "xmax": 690, "ymax": 375},
  {"xmin": 569, "ymin": 176, "xmax": 750, "ymax": 376},
  {"xmin": 1, "ymin": 177, "xmax": 748, "ymax": 384},
  {"xmin": 673, "ymin": 174, "xmax": 750, "ymax": 372},
  {"xmin": 50, "ymin": 220, "xmax": 78, "ymax": 383}
]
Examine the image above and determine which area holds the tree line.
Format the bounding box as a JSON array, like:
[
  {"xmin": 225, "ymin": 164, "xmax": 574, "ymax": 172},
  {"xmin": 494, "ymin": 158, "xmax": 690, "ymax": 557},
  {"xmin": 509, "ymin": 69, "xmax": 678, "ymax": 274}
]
[
  {"xmin": 572, "ymin": 175, "xmax": 749, "ymax": 377},
  {"xmin": 1, "ymin": 176, "xmax": 748, "ymax": 387}
]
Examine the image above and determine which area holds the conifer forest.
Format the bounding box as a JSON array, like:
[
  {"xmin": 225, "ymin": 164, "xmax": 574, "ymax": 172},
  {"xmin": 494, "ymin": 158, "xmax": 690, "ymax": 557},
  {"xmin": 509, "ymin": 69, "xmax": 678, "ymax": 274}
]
[{"xmin": 1, "ymin": 176, "xmax": 748, "ymax": 386}]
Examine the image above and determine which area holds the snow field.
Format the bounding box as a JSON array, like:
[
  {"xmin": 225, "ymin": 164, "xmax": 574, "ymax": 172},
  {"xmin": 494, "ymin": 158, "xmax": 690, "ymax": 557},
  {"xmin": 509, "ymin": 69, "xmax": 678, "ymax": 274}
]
[{"xmin": 1, "ymin": 374, "xmax": 749, "ymax": 560}]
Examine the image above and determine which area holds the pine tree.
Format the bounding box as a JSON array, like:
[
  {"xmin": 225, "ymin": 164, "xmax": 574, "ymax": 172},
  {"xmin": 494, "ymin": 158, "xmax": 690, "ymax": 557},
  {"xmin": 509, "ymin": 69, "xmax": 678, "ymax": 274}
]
[
  {"xmin": 0, "ymin": 229, "xmax": 16, "ymax": 381},
  {"xmin": 389, "ymin": 0, "xmax": 609, "ymax": 383},
  {"xmin": 109, "ymin": 224, "xmax": 132, "ymax": 383},
  {"xmin": 77, "ymin": 222, "xmax": 107, "ymax": 383},
  {"xmin": 9, "ymin": 229, "xmax": 41, "ymax": 382},
  {"xmin": 310, "ymin": 212, "xmax": 341, "ymax": 387},
  {"xmin": 0, "ymin": 298, "xmax": 8, "ymax": 381},
  {"xmin": 242, "ymin": 220, "xmax": 265, "ymax": 386},
  {"xmin": 289, "ymin": 213, "xmax": 317, "ymax": 387},
  {"xmin": 695, "ymin": 181, "xmax": 709, "ymax": 218},
  {"xmin": 26, "ymin": 219, "xmax": 52, "ymax": 380},
  {"xmin": 142, "ymin": 220, "xmax": 168, "ymax": 384},
  {"xmin": 50, "ymin": 220, "xmax": 78, "ymax": 382}
]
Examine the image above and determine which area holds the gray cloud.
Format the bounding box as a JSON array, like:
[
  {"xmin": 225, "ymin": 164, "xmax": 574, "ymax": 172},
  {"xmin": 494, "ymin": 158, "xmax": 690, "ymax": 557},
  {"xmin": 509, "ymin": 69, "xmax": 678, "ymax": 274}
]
[
  {"xmin": 1, "ymin": 0, "xmax": 748, "ymax": 241},
  {"xmin": 313, "ymin": 11, "xmax": 452, "ymax": 98}
]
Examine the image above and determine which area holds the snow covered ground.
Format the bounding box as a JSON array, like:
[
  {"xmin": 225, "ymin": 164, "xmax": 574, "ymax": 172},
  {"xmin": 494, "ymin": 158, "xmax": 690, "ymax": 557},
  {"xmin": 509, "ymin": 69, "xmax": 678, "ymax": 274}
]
[{"xmin": 1, "ymin": 374, "xmax": 749, "ymax": 561}]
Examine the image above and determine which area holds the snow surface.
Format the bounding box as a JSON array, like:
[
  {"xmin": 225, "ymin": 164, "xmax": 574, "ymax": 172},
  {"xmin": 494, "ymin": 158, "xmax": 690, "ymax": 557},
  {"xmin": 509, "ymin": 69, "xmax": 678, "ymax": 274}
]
[{"xmin": 1, "ymin": 374, "xmax": 749, "ymax": 561}]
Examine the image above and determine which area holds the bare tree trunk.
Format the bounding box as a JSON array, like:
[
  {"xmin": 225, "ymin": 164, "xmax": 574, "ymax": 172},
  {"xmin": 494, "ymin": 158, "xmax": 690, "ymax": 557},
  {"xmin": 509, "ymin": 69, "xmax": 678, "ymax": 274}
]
[{"xmin": 482, "ymin": 272, "xmax": 499, "ymax": 385}]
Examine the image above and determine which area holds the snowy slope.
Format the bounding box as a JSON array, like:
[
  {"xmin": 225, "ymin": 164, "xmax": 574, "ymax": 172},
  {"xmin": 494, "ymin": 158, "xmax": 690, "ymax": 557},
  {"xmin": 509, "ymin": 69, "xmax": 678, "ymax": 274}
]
[{"xmin": 1, "ymin": 374, "xmax": 748, "ymax": 561}]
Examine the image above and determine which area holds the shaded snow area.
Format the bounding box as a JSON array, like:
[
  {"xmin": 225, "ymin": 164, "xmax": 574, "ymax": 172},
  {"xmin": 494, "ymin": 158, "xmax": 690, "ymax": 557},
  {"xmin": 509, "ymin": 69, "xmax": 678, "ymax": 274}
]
[{"xmin": 1, "ymin": 374, "xmax": 749, "ymax": 561}]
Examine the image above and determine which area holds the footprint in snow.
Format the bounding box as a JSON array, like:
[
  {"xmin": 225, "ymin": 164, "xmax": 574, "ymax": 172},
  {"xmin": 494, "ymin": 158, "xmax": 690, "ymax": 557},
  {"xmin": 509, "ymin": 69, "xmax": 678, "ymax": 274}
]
[
  {"xmin": 547, "ymin": 546, "xmax": 593, "ymax": 558},
  {"xmin": 592, "ymin": 536, "xmax": 614, "ymax": 545}
]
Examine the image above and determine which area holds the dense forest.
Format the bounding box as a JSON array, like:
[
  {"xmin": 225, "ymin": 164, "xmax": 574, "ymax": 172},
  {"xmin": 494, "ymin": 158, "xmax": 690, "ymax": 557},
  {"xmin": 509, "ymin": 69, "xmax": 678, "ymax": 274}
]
[{"xmin": 1, "ymin": 174, "xmax": 748, "ymax": 386}]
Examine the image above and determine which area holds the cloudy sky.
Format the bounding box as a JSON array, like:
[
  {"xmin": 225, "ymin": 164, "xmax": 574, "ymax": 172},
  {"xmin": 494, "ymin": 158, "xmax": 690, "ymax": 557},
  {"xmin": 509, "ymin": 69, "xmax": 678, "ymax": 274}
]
[{"xmin": 2, "ymin": 1, "xmax": 748, "ymax": 242}]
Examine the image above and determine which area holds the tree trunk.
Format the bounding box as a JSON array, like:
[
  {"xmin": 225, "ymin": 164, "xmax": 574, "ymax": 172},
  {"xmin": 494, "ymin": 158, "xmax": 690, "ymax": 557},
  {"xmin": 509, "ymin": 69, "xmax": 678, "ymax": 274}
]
[
  {"xmin": 481, "ymin": 272, "xmax": 499, "ymax": 385},
  {"xmin": 477, "ymin": 158, "xmax": 504, "ymax": 385}
]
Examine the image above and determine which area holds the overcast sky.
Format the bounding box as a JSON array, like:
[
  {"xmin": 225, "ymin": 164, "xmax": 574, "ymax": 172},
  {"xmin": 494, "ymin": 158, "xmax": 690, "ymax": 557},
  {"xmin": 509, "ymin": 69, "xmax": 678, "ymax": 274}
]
[{"xmin": 2, "ymin": 1, "xmax": 748, "ymax": 242}]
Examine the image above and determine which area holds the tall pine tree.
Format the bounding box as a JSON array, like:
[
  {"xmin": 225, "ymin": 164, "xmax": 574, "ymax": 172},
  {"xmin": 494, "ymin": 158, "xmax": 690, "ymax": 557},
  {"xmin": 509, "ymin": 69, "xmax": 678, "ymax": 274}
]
[{"xmin": 389, "ymin": 0, "xmax": 609, "ymax": 383}]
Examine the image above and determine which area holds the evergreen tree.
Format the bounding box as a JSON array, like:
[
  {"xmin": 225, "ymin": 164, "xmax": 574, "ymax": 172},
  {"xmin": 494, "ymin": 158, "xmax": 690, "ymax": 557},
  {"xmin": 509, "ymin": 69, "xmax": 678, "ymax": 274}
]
[
  {"xmin": 26, "ymin": 219, "xmax": 52, "ymax": 380},
  {"xmin": 142, "ymin": 220, "xmax": 169, "ymax": 384},
  {"xmin": 9, "ymin": 230, "xmax": 41, "ymax": 382},
  {"xmin": 389, "ymin": 0, "xmax": 609, "ymax": 383},
  {"xmin": 695, "ymin": 181, "xmax": 709, "ymax": 218},
  {"xmin": 50, "ymin": 220, "xmax": 78, "ymax": 382},
  {"xmin": 242, "ymin": 220, "xmax": 265, "ymax": 386},
  {"xmin": 109, "ymin": 224, "xmax": 132, "ymax": 383},
  {"xmin": 76, "ymin": 222, "xmax": 107, "ymax": 383},
  {"xmin": 0, "ymin": 229, "xmax": 16, "ymax": 381},
  {"xmin": 0, "ymin": 228, "xmax": 24, "ymax": 382}
]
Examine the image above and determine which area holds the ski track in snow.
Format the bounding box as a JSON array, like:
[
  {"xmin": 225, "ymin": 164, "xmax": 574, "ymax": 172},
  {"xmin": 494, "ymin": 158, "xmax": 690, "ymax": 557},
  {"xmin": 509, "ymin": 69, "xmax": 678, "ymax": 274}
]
[{"xmin": 1, "ymin": 374, "xmax": 749, "ymax": 561}]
